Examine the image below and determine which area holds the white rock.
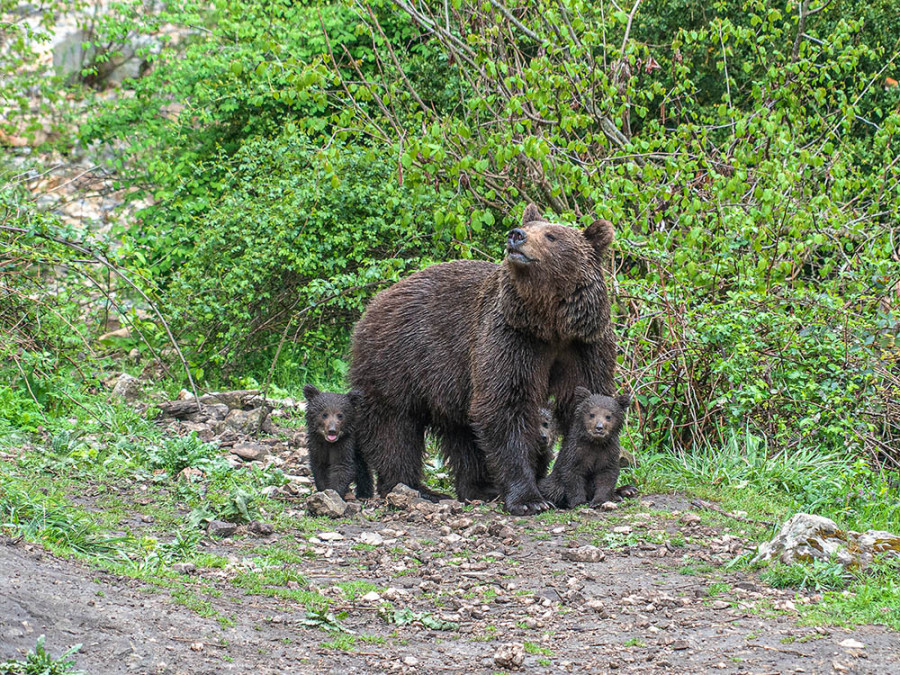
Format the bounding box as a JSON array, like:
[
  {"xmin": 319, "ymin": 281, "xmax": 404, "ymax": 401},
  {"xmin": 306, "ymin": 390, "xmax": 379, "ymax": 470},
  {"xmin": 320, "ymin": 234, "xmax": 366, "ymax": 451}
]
[{"xmin": 360, "ymin": 531, "xmax": 384, "ymax": 546}]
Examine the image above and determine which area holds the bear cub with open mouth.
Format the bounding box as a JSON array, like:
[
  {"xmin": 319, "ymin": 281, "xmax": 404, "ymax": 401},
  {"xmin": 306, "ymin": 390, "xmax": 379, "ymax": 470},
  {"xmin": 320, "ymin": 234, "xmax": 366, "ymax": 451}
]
[{"xmin": 303, "ymin": 385, "xmax": 373, "ymax": 499}]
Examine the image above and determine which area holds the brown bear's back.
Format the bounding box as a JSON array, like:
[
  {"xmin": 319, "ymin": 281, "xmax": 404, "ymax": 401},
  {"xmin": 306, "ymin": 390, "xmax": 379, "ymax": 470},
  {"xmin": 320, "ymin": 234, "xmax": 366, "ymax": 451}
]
[{"xmin": 350, "ymin": 260, "xmax": 498, "ymax": 425}]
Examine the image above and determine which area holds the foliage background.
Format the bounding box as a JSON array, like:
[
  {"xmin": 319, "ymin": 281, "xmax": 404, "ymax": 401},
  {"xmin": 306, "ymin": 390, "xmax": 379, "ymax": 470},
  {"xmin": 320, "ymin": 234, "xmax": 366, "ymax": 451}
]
[{"xmin": 2, "ymin": 1, "xmax": 899, "ymax": 521}]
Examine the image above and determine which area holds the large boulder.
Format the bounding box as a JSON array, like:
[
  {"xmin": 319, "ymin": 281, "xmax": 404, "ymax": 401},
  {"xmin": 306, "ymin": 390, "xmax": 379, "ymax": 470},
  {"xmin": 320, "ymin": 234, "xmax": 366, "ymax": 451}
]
[{"xmin": 752, "ymin": 513, "xmax": 900, "ymax": 569}]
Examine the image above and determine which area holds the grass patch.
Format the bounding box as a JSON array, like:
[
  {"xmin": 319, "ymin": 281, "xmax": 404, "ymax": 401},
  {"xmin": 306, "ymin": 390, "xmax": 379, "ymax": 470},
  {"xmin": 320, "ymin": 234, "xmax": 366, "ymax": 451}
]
[
  {"xmin": 629, "ymin": 429, "xmax": 900, "ymax": 533},
  {"xmin": 0, "ymin": 636, "xmax": 83, "ymax": 675},
  {"xmin": 523, "ymin": 641, "xmax": 552, "ymax": 655}
]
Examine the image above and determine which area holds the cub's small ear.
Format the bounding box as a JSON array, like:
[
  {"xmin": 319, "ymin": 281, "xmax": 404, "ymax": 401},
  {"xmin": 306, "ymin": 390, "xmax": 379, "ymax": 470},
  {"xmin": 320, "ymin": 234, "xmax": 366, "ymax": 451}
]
[
  {"xmin": 616, "ymin": 393, "xmax": 633, "ymax": 411},
  {"xmin": 573, "ymin": 386, "xmax": 592, "ymax": 403},
  {"xmin": 583, "ymin": 218, "xmax": 614, "ymax": 254},
  {"xmin": 303, "ymin": 384, "xmax": 320, "ymax": 401},
  {"xmin": 522, "ymin": 203, "xmax": 544, "ymax": 225},
  {"xmin": 347, "ymin": 389, "xmax": 363, "ymax": 406}
]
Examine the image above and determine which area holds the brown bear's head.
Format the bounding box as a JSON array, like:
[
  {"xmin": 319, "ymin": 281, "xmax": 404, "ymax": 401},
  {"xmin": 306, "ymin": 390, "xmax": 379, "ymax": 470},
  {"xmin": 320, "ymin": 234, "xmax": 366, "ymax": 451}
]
[
  {"xmin": 505, "ymin": 204, "xmax": 614, "ymax": 292},
  {"xmin": 573, "ymin": 386, "xmax": 630, "ymax": 441},
  {"xmin": 304, "ymin": 385, "xmax": 358, "ymax": 443}
]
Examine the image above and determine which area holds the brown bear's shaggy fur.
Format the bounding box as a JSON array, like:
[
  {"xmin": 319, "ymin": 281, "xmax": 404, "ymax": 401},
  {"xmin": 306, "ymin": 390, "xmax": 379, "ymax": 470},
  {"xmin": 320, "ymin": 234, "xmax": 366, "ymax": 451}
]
[
  {"xmin": 303, "ymin": 385, "xmax": 373, "ymax": 499},
  {"xmin": 539, "ymin": 387, "xmax": 631, "ymax": 508},
  {"xmin": 349, "ymin": 204, "xmax": 617, "ymax": 515}
]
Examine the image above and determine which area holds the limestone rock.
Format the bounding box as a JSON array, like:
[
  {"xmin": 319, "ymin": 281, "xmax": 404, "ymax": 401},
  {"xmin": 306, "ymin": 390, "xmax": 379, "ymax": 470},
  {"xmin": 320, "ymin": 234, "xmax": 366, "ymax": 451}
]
[
  {"xmin": 307, "ymin": 490, "xmax": 347, "ymax": 518},
  {"xmin": 752, "ymin": 513, "xmax": 900, "ymax": 569},
  {"xmin": 231, "ymin": 442, "xmax": 268, "ymax": 462},
  {"xmin": 562, "ymin": 545, "xmax": 606, "ymax": 563},
  {"xmin": 222, "ymin": 407, "xmax": 269, "ymax": 434},
  {"xmin": 110, "ymin": 373, "xmax": 142, "ymax": 402},
  {"xmin": 207, "ymin": 520, "xmax": 237, "ymax": 538},
  {"xmin": 493, "ymin": 642, "xmax": 525, "ymax": 670},
  {"xmin": 385, "ymin": 483, "xmax": 421, "ymax": 510}
]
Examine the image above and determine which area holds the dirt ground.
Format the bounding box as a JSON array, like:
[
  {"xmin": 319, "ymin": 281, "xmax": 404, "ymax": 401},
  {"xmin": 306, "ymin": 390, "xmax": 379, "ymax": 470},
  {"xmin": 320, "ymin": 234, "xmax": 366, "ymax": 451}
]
[{"xmin": 2, "ymin": 490, "xmax": 897, "ymax": 675}]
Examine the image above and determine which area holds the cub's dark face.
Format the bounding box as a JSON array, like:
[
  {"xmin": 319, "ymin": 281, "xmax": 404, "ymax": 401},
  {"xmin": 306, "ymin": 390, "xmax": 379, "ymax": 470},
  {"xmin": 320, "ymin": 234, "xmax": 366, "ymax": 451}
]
[
  {"xmin": 572, "ymin": 390, "xmax": 629, "ymax": 441},
  {"xmin": 538, "ymin": 406, "xmax": 557, "ymax": 448},
  {"xmin": 581, "ymin": 401, "xmax": 623, "ymax": 440},
  {"xmin": 313, "ymin": 402, "xmax": 350, "ymax": 443},
  {"xmin": 304, "ymin": 385, "xmax": 355, "ymax": 444}
]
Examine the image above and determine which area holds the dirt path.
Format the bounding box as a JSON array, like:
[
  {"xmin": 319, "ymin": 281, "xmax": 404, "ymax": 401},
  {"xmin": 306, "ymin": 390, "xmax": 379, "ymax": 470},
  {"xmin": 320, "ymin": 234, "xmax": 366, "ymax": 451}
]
[{"xmin": 2, "ymin": 493, "xmax": 896, "ymax": 674}]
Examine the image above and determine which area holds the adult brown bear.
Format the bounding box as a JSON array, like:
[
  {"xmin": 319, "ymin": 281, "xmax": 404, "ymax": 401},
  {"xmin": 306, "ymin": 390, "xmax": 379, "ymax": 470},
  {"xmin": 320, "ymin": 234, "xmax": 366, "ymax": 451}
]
[{"xmin": 350, "ymin": 204, "xmax": 616, "ymax": 515}]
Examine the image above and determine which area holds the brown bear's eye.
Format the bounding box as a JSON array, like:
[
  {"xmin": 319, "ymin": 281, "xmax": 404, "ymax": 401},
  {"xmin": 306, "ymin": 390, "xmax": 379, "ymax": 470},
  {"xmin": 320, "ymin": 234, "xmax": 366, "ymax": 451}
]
[
  {"xmin": 545, "ymin": 233, "xmax": 557, "ymax": 242},
  {"xmin": 337, "ymin": 413, "xmax": 343, "ymax": 420},
  {"xmin": 588, "ymin": 413, "xmax": 595, "ymax": 419},
  {"xmin": 321, "ymin": 412, "xmax": 327, "ymax": 419}
]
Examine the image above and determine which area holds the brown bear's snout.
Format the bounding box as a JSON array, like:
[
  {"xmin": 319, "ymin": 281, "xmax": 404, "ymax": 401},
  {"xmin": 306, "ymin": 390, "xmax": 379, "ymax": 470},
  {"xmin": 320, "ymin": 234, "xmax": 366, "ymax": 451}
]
[{"xmin": 507, "ymin": 228, "xmax": 527, "ymax": 249}]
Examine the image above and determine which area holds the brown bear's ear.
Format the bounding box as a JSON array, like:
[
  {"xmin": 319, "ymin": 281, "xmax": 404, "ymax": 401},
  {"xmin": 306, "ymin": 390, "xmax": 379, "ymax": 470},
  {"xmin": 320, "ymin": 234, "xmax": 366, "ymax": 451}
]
[
  {"xmin": 347, "ymin": 389, "xmax": 363, "ymax": 406},
  {"xmin": 522, "ymin": 203, "xmax": 544, "ymax": 225},
  {"xmin": 303, "ymin": 384, "xmax": 320, "ymax": 401},
  {"xmin": 573, "ymin": 386, "xmax": 592, "ymax": 403},
  {"xmin": 583, "ymin": 219, "xmax": 615, "ymax": 255},
  {"xmin": 616, "ymin": 393, "xmax": 633, "ymax": 412}
]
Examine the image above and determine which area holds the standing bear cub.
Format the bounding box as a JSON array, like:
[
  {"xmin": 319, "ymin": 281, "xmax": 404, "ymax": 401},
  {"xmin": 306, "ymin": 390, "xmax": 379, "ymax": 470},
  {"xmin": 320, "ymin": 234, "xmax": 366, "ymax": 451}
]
[
  {"xmin": 303, "ymin": 385, "xmax": 374, "ymax": 499},
  {"xmin": 539, "ymin": 387, "xmax": 634, "ymax": 508},
  {"xmin": 350, "ymin": 204, "xmax": 617, "ymax": 515}
]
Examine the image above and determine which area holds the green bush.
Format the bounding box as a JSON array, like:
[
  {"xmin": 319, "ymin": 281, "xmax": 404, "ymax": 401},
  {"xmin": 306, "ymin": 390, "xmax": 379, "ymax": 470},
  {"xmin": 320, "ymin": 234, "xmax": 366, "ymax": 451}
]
[{"xmin": 346, "ymin": 0, "xmax": 900, "ymax": 459}]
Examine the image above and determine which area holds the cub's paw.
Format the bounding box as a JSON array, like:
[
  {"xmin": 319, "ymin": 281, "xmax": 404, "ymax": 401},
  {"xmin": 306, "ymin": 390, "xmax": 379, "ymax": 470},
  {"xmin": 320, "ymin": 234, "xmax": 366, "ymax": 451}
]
[{"xmin": 615, "ymin": 484, "xmax": 639, "ymax": 500}]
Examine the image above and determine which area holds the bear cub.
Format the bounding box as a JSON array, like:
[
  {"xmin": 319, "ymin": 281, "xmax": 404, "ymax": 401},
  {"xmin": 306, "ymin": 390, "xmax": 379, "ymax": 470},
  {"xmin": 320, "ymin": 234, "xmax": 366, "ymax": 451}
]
[
  {"xmin": 303, "ymin": 385, "xmax": 373, "ymax": 499},
  {"xmin": 539, "ymin": 387, "xmax": 634, "ymax": 508}
]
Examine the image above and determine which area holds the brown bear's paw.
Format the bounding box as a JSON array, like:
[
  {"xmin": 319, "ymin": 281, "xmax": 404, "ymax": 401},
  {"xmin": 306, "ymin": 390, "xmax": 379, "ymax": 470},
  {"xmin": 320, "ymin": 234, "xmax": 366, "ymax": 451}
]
[
  {"xmin": 615, "ymin": 484, "xmax": 639, "ymax": 500},
  {"xmin": 505, "ymin": 484, "xmax": 550, "ymax": 516}
]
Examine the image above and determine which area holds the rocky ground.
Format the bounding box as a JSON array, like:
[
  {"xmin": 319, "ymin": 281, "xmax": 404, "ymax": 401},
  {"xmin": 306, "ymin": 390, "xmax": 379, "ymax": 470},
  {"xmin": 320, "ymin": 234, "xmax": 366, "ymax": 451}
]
[
  {"xmin": 2, "ymin": 493, "xmax": 898, "ymax": 674},
  {"xmin": 2, "ymin": 389, "xmax": 897, "ymax": 674}
]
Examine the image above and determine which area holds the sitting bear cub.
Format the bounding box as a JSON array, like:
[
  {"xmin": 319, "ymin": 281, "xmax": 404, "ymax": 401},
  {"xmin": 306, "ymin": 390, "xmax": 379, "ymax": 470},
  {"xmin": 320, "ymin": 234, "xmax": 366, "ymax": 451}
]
[
  {"xmin": 303, "ymin": 385, "xmax": 373, "ymax": 499},
  {"xmin": 539, "ymin": 387, "xmax": 635, "ymax": 508}
]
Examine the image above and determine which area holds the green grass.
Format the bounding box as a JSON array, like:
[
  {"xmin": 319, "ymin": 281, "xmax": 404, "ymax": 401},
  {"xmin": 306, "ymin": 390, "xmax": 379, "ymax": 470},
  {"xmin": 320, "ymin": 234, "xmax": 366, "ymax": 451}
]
[
  {"xmin": 0, "ymin": 636, "xmax": 83, "ymax": 675},
  {"xmin": 629, "ymin": 428, "xmax": 900, "ymax": 533},
  {"xmin": 523, "ymin": 641, "xmax": 552, "ymax": 656}
]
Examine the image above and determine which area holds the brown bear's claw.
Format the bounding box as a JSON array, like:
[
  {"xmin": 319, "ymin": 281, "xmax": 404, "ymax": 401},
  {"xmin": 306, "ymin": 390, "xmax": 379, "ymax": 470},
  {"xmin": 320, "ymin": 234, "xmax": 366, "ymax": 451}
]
[{"xmin": 507, "ymin": 499, "xmax": 551, "ymax": 516}]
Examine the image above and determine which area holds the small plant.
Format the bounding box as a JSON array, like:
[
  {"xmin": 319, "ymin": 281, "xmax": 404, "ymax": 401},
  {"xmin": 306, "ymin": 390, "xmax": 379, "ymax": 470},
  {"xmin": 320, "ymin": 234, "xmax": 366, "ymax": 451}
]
[
  {"xmin": 760, "ymin": 559, "xmax": 853, "ymax": 592},
  {"xmin": 624, "ymin": 637, "xmax": 645, "ymax": 648},
  {"xmin": 145, "ymin": 433, "xmax": 225, "ymax": 476},
  {"xmin": 379, "ymin": 606, "xmax": 459, "ymax": 631},
  {"xmin": 523, "ymin": 641, "xmax": 552, "ymax": 656},
  {"xmin": 0, "ymin": 635, "xmax": 83, "ymax": 675}
]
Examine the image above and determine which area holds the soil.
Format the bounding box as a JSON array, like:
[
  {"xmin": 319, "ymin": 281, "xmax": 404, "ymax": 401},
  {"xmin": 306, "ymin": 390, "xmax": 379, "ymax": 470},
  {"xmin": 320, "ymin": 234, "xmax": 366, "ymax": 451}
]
[{"xmin": 1, "ymin": 490, "xmax": 897, "ymax": 675}]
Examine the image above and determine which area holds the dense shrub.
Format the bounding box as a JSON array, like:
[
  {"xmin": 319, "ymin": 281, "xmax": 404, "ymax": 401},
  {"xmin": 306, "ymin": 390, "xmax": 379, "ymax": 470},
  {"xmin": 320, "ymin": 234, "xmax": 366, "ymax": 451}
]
[{"xmin": 345, "ymin": 0, "xmax": 900, "ymax": 458}]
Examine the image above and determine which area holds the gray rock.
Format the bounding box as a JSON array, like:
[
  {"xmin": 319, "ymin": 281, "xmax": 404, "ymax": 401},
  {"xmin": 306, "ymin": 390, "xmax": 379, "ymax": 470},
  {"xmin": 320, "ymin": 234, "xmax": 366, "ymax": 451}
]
[
  {"xmin": 222, "ymin": 407, "xmax": 269, "ymax": 434},
  {"xmin": 386, "ymin": 483, "xmax": 421, "ymax": 510},
  {"xmin": 110, "ymin": 373, "xmax": 142, "ymax": 402},
  {"xmin": 172, "ymin": 562, "xmax": 196, "ymax": 575},
  {"xmin": 752, "ymin": 513, "xmax": 900, "ymax": 569},
  {"xmin": 247, "ymin": 521, "xmax": 274, "ymax": 536},
  {"xmin": 493, "ymin": 642, "xmax": 525, "ymax": 670},
  {"xmin": 198, "ymin": 389, "xmax": 260, "ymax": 409},
  {"xmin": 307, "ymin": 490, "xmax": 347, "ymax": 518},
  {"xmin": 562, "ymin": 545, "xmax": 606, "ymax": 563},
  {"xmin": 52, "ymin": 30, "xmax": 95, "ymax": 80},
  {"xmin": 230, "ymin": 442, "xmax": 268, "ymax": 462},
  {"xmin": 207, "ymin": 520, "xmax": 237, "ymax": 538}
]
